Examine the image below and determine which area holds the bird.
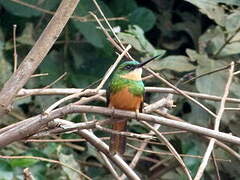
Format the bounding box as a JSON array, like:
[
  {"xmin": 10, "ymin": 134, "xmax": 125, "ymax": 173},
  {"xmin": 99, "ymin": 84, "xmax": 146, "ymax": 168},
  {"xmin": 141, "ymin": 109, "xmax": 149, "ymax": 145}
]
[{"xmin": 107, "ymin": 55, "xmax": 160, "ymax": 155}]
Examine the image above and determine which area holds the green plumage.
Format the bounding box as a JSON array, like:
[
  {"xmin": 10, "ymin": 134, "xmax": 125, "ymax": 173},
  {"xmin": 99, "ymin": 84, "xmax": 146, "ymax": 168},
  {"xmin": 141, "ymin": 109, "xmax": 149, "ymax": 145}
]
[
  {"xmin": 108, "ymin": 60, "xmax": 144, "ymax": 96},
  {"xmin": 107, "ymin": 57, "xmax": 159, "ymax": 155}
]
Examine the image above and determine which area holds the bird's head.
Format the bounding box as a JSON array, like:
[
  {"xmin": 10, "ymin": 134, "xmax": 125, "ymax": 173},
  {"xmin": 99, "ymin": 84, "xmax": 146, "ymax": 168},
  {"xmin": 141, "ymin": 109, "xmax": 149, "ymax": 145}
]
[{"xmin": 114, "ymin": 55, "xmax": 160, "ymax": 81}]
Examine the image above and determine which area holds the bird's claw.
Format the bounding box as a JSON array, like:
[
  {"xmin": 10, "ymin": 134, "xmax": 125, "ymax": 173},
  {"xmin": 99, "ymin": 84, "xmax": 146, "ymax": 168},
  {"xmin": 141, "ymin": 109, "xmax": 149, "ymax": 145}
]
[
  {"xmin": 135, "ymin": 109, "xmax": 140, "ymax": 121},
  {"xmin": 110, "ymin": 107, "xmax": 116, "ymax": 119}
]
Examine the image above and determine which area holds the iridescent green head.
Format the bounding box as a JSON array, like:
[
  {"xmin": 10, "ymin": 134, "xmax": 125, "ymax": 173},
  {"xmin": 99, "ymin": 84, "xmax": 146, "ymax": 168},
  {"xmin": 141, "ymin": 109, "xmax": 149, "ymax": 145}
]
[
  {"xmin": 115, "ymin": 60, "xmax": 140, "ymax": 75},
  {"xmin": 113, "ymin": 55, "xmax": 161, "ymax": 80}
]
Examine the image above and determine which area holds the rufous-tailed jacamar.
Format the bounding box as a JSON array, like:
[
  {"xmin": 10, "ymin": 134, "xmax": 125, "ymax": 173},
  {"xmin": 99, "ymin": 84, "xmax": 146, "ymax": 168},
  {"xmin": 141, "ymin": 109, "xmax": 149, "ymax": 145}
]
[{"xmin": 107, "ymin": 55, "xmax": 159, "ymax": 155}]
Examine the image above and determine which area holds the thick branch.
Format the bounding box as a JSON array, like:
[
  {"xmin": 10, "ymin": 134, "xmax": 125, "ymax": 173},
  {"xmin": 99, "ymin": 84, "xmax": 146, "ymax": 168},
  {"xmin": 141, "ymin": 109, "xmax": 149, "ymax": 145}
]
[
  {"xmin": 17, "ymin": 87, "xmax": 240, "ymax": 103},
  {"xmin": 78, "ymin": 130, "xmax": 140, "ymax": 180},
  {"xmin": 0, "ymin": 0, "xmax": 80, "ymax": 116},
  {"xmin": 0, "ymin": 105, "xmax": 240, "ymax": 147}
]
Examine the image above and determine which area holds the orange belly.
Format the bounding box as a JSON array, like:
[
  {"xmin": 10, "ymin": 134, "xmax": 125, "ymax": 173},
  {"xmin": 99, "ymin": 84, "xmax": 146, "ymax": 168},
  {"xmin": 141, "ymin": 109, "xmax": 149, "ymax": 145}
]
[{"xmin": 109, "ymin": 87, "xmax": 143, "ymax": 111}]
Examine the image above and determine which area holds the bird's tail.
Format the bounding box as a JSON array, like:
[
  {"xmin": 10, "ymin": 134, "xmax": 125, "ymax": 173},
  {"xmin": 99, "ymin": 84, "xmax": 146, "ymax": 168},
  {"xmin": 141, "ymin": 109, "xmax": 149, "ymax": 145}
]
[{"xmin": 109, "ymin": 119, "xmax": 127, "ymax": 155}]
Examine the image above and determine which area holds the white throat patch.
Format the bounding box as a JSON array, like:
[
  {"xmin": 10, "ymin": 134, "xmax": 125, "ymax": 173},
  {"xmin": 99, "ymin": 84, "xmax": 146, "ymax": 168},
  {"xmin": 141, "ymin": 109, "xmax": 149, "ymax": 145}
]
[{"xmin": 120, "ymin": 68, "xmax": 142, "ymax": 80}]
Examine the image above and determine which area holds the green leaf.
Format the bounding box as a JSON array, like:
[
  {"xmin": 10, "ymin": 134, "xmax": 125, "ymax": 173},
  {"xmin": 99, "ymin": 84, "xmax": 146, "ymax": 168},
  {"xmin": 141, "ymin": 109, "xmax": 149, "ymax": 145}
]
[
  {"xmin": 118, "ymin": 25, "xmax": 166, "ymax": 56},
  {"xmin": 0, "ymin": 27, "xmax": 4, "ymax": 41},
  {"xmin": 149, "ymin": 55, "xmax": 196, "ymax": 72},
  {"xmin": 218, "ymin": 42, "xmax": 240, "ymax": 56},
  {"xmin": 73, "ymin": 22, "xmax": 107, "ymax": 48},
  {"xmin": 173, "ymin": 19, "xmax": 201, "ymax": 49},
  {"xmin": 109, "ymin": 0, "xmax": 137, "ymax": 16},
  {"xmin": 186, "ymin": 49, "xmax": 200, "ymax": 63},
  {"xmin": 225, "ymin": 11, "xmax": 240, "ymax": 32},
  {"xmin": 9, "ymin": 158, "xmax": 39, "ymax": 168},
  {"xmin": 10, "ymin": 149, "xmax": 46, "ymax": 167},
  {"xmin": 128, "ymin": 7, "xmax": 156, "ymax": 32},
  {"xmin": 181, "ymin": 139, "xmax": 202, "ymax": 177},
  {"xmin": 72, "ymin": 0, "xmax": 113, "ymax": 48},
  {"xmin": 16, "ymin": 23, "xmax": 35, "ymax": 45},
  {"xmin": 198, "ymin": 20, "xmax": 240, "ymax": 57},
  {"xmin": 231, "ymin": 77, "xmax": 240, "ymax": 99},
  {"xmin": 0, "ymin": 160, "xmax": 13, "ymax": 180},
  {"xmin": 28, "ymin": 164, "xmax": 46, "ymax": 180},
  {"xmin": 198, "ymin": 26, "xmax": 224, "ymax": 55},
  {"xmin": 0, "ymin": 0, "xmax": 40, "ymax": 17},
  {"xmin": 0, "ymin": 41, "xmax": 12, "ymax": 88},
  {"xmin": 193, "ymin": 52, "xmax": 240, "ymax": 108},
  {"xmin": 0, "ymin": 0, "xmax": 59, "ymax": 18},
  {"xmin": 9, "ymin": 149, "xmax": 46, "ymax": 168},
  {"xmin": 70, "ymin": 73, "xmax": 96, "ymax": 88},
  {"xmin": 39, "ymin": 51, "xmax": 65, "ymax": 86},
  {"xmin": 57, "ymin": 146, "xmax": 82, "ymax": 180},
  {"xmin": 182, "ymin": 100, "xmax": 211, "ymax": 126},
  {"xmin": 183, "ymin": 0, "xmax": 226, "ymax": 26},
  {"xmin": 196, "ymin": 56, "xmax": 229, "ymax": 97}
]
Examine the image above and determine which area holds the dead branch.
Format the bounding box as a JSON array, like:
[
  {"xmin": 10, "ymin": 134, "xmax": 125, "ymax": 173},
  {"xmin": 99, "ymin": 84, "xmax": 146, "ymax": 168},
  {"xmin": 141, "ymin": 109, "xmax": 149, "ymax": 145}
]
[
  {"xmin": 0, "ymin": 0, "xmax": 80, "ymax": 116},
  {"xmin": 1, "ymin": 105, "xmax": 240, "ymax": 147}
]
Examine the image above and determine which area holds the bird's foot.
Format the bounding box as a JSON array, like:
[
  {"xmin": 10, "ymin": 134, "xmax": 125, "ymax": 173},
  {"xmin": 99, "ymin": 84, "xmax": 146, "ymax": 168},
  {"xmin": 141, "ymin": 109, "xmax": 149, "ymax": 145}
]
[
  {"xmin": 110, "ymin": 107, "xmax": 116, "ymax": 119},
  {"xmin": 135, "ymin": 109, "xmax": 140, "ymax": 121}
]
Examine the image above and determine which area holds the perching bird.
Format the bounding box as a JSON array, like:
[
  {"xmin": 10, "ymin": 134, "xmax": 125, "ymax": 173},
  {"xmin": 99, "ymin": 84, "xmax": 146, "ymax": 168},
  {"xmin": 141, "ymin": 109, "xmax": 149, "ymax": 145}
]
[{"xmin": 107, "ymin": 55, "xmax": 159, "ymax": 155}]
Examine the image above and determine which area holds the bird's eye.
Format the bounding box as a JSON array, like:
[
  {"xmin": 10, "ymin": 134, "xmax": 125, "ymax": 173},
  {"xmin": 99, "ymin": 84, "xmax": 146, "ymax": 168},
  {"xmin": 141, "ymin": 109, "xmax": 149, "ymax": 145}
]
[{"xmin": 124, "ymin": 65, "xmax": 132, "ymax": 70}]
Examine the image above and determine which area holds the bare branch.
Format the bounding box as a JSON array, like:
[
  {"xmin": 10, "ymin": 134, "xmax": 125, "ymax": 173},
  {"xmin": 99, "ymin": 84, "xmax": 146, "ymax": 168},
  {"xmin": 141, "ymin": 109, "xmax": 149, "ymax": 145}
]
[
  {"xmin": 96, "ymin": 44, "xmax": 132, "ymax": 90},
  {"xmin": 99, "ymin": 152, "xmax": 120, "ymax": 179},
  {"xmin": 17, "ymin": 87, "xmax": 240, "ymax": 104},
  {"xmin": 0, "ymin": 0, "xmax": 80, "ymax": 116},
  {"xmin": 0, "ymin": 154, "xmax": 91, "ymax": 180},
  {"xmin": 1, "ymin": 105, "xmax": 240, "ymax": 147},
  {"xmin": 9, "ymin": 0, "xmax": 126, "ymax": 22},
  {"xmin": 145, "ymin": 68, "xmax": 217, "ymax": 118},
  {"xmin": 13, "ymin": 24, "xmax": 17, "ymax": 73},
  {"xmin": 194, "ymin": 62, "xmax": 235, "ymax": 180},
  {"xmin": 78, "ymin": 129, "xmax": 141, "ymax": 180},
  {"xmin": 142, "ymin": 121, "xmax": 192, "ymax": 180}
]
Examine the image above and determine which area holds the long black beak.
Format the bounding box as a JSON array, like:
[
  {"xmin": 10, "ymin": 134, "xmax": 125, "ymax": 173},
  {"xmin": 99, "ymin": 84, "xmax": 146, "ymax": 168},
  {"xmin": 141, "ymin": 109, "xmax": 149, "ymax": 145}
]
[{"xmin": 136, "ymin": 54, "xmax": 161, "ymax": 68}]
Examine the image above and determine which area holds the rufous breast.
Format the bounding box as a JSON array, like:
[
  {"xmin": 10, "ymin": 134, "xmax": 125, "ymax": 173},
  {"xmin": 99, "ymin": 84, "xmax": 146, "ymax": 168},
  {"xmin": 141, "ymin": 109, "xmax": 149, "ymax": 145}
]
[{"xmin": 109, "ymin": 87, "xmax": 143, "ymax": 111}]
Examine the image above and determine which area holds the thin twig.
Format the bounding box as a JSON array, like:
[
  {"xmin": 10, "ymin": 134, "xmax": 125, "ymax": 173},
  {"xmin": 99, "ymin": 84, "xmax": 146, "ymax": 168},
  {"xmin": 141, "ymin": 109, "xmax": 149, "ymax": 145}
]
[
  {"xmin": 145, "ymin": 68, "xmax": 217, "ymax": 118},
  {"xmin": 233, "ymin": 70, "xmax": 240, "ymax": 75},
  {"xmin": 211, "ymin": 151, "xmax": 221, "ymax": 180},
  {"xmin": 127, "ymin": 144, "xmax": 230, "ymax": 162},
  {"xmin": 17, "ymin": 87, "xmax": 240, "ymax": 103},
  {"xmin": 1, "ymin": 105, "xmax": 240, "ymax": 147},
  {"xmin": 9, "ymin": 0, "xmax": 126, "ymax": 22},
  {"xmin": 43, "ymin": 72, "xmax": 67, "ymax": 89},
  {"xmin": 214, "ymin": 27, "xmax": 240, "ymax": 58},
  {"xmin": 73, "ymin": 92, "xmax": 105, "ymax": 105},
  {"xmin": 95, "ymin": 124, "xmax": 154, "ymax": 139},
  {"xmin": 44, "ymin": 45, "xmax": 131, "ymax": 114},
  {"xmin": 0, "ymin": 0, "xmax": 80, "ymax": 116},
  {"xmin": 44, "ymin": 90, "xmax": 98, "ymax": 114},
  {"xmin": 30, "ymin": 73, "xmax": 48, "ymax": 78},
  {"xmin": 89, "ymin": 12, "xmax": 127, "ymax": 57},
  {"xmin": 141, "ymin": 121, "xmax": 192, "ymax": 180},
  {"xmin": 13, "ymin": 24, "xmax": 17, "ymax": 72},
  {"xmin": 99, "ymin": 152, "xmax": 120, "ymax": 179},
  {"xmin": 91, "ymin": 0, "xmax": 133, "ymax": 60},
  {"xmin": 224, "ymin": 107, "xmax": 240, "ymax": 111},
  {"xmin": 15, "ymin": 72, "xmax": 67, "ymax": 101},
  {"xmin": 182, "ymin": 64, "xmax": 230, "ymax": 85},
  {"xmin": 149, "ymin": 158, "xmax": 172, "ymax": 171},
  {"xmin": 194, "ymin": 62, "xmax": 235, "ymax": 180},
  {"xmin": 96, "ymin": 44, "xmax": 132, "ymax": 90},
  {"xmin": 78, "ymin": 129, "xmax": 141, "ymax": 180},
  {"xmin": 23, "ymin": 168, "xmax": 34, "ymax": 180},
  {"xmin": 120, "ymin": 96, "xmax": 173, "ymax": 180},
  {"xmin": 214, "ymin": 139, "xmax": 240, "ymax": 161},
  {"xmin": 0, "ymin": 154, "xmax": 91, "ymax": 180}
]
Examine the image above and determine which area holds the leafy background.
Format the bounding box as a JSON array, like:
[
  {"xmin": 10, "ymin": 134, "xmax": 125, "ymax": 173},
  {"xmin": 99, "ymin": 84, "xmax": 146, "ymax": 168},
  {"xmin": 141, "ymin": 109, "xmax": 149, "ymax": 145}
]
[{"xmin": 0, "ymin": 0, "xmax": 240, "ymax": 179}]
